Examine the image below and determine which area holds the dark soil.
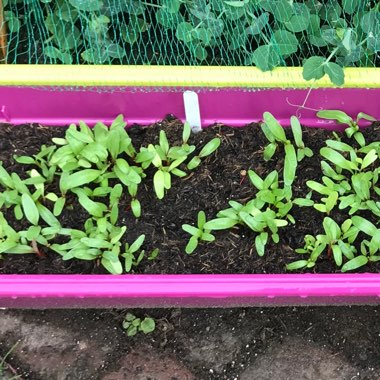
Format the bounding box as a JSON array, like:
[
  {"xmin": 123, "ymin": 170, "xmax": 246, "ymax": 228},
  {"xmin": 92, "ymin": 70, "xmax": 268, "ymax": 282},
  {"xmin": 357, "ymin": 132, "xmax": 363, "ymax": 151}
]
[{"xmin": 0, "ymin": 118, "xmax": 379, "ymax": 275}]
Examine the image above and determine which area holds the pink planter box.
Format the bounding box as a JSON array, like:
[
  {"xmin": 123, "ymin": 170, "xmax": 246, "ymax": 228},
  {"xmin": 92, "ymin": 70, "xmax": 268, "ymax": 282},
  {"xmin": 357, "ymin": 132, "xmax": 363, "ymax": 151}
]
[{"xmin": 0, "ymin": 85, "xmax": 380, "ymax": 308}]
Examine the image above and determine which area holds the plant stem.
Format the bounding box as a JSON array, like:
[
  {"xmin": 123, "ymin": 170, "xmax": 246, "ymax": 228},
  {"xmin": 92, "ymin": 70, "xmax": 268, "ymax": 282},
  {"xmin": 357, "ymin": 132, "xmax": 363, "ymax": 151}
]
[{"xmin": 325, "ymin": 46, "xmax": 340, "ymax": 63}]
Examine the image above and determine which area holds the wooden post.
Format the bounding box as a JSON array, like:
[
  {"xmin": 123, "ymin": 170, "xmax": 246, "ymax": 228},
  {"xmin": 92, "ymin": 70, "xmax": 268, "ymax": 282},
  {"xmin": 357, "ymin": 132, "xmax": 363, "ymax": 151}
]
[{"xmin": 0, "ymin": 0, "xmax": 7, "ymax": 63}]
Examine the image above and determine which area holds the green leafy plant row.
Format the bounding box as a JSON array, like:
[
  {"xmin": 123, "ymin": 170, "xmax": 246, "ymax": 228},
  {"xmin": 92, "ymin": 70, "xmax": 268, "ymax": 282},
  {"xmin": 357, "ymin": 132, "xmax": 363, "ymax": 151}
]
[
  {"xmin": 4, "ymin": 0, "xmax": 380, "ymax": 85},
  {"xmin": 183, "ymin": 109, "xmax": 379, "ymax": 272},
  {"xmin": 0, "ymin": 115, "xmax": 220, "ymax": 274}
]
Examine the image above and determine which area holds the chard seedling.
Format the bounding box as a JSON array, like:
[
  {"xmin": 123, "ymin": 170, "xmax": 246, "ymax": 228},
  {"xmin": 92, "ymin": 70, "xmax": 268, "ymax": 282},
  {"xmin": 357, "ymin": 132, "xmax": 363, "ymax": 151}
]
[
  {"xmin": 136, "ymin": 123, "xmax": 220, "ymax": 199},
  {"xmin": 290, "ymin": 116, "xmax": 313, "ymax": 161},
  {"xmin": 182, "ymin": 211, "xmax": 215, "ymax": 254},
  {"xmin": 347, "ymin": 216, "xmax": 380, "ymax": 271},
  {"xmin": 50, "ymin": 215, "xmax": 147, "ymax": 275},
  {"xmin": 0, "ymin": 212, "xmax": 33, "ymax": 255},
  {"xmin": 287, "ymin": 217, "xmax": 358, "ymax": 271},
  {"xmin": 248, "ymin": 169, "xmax": 294, "ymax": 221},
  {"xmin": 317, "ymin": 110, "xmax": 377, "ymax": 147},
  {"xmin": 205, "ymin": 197, "xmax": 288, "ymax": 257},
  {"xmin": 187, "ymin": 137, "xmax": 221, "ymax": 170},
  {"xmin": 261, "ymin": 112, "xmax": 305, "ymax": 186}
]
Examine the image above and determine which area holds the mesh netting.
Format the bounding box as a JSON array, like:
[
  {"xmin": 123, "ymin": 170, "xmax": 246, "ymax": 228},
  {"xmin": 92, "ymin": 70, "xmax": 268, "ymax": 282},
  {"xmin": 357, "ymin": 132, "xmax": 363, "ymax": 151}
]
[{"xmin": 0, "ymin": 0, "xmax": 379, "ymax": 68}]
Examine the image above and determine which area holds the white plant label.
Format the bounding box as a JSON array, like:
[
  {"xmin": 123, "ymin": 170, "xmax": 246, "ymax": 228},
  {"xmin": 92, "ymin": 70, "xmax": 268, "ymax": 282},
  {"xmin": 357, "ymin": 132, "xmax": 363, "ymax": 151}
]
[{"xmin": 183, "ymin": 90, "xmax": 202, "ymax": 133}]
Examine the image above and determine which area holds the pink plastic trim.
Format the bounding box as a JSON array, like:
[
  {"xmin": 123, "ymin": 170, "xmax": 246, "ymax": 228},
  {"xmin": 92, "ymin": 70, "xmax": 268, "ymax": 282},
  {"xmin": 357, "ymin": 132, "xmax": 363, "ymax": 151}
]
[
  {"xmin": 1, "ymin": 87, "xmax": 380, "ymax": 127},
  {"xmin": 0, "ymin": 86, "xmax": 380, "ymax": 307},
  {"xmin": 0, "ymin": 274, "xmax": 380, "ymax": 308}
]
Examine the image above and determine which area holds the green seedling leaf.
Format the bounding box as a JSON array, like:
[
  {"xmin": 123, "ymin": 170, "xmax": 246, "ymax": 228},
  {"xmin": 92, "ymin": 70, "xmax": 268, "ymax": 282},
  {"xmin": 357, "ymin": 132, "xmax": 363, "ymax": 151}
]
[
  {"xmin": 140, "ymin": 318, "xmax": 156, "ymax": 334},
  {"xmin": 320, "ymin": 147, "xmax": 357, "ymax": 172},
  {"xmin": 14, "ymin": 155, "xmax": 35, "ymax": 164},
  {"xmin": 341, "ymin": 255, "xmax": 368, "ymax": 272},
  {"xmin": 204, "ymin": 218, "xmax": 238, "ymax": 230},
  {"xmin": 61, "ymin": 169, "xmax": 102, "ymax": 192},
  {"xmin": 286, "ymin": 260, "xmax": 309, "ymax": 270},
  {"xmin": 199, "ymin": 138, "xmax": 221, "ymax": 158},
  {"xmin": 248, "ymin": 170, "xmax": 264, "ymax": 190},
  {"xmin": 73, "ymin": 189, "xmax": 107, "ymax": 218},
  {"xmin": 361, "ymin": 149, "xmax": 377, "ymax": 170},
  {"xmin": 182, "ymin": 224, "xmax": 201, "ymax": 237},
  {"xmin": 317, "ymin": 110, "xmax": 352, "ymax": 124},
  {"xmin": 332, "ymin": 244, "xmax": 343, "ymax": 267},
  {"xmin": 159, "ymin": 130, "xmax": 170, "ymax": 154},
  {"xmin": 357, "ymin": 112, "xmax": 377, "ymax": 122},
  {"xmin": 263, "ymin": 112, "xmax": 287, "ymax": 142},
  {"xmin": 187, "ymin": 156, "xmax": 202, "ymax": 170},
  {"xmin": 0, "ymin": 240, "xmax": 19, "ymax": 254},
  {"xmin": 37, "ymin": 203, "xmax": 61, "ymax": 228},
  {"xmin": 197, "ymin": 211, "xmax": 206, "ymax": 229},
  {"xmin": 0, "ymin": 164, "xmax": 14, "ymax": 188},
  {"xmin": 294, "ymin": 198, "xmax": 314, "ymax": 207},
  {"xmin": 131, "ymin": 199, "xmax": 141, "ymax": 218},
  {"xmin": 182, "ymin": 122, "xmax": 191, "ymax": 144},
  {"xmin": 284, "ymin": 144, "xmax": 297, "ymax": 186},
  {"xmin": 53, "ymin": 197, "xmax": 66, "ymax": 217},
  {"xmin": 101, "ymin": 256, "xmax": 123, "ymax": 275},
  {"xmin": 128, "ymin": 235, "xmax": 145, "ymax": 254},
  {"xmin": 352, "ymin": 216, "xmax": 377, "ymax": 236},
  {"xmin": 263, "ymin": 143, "xmax": 277, "ymax": 161},
  {"xmin": 290, "ymin": 116, "xmax": 304, "ymax": 148},
  {"xmin": 21, "ymin": 193, "xmax": 39, "ymax": 225},
  {"xmin": 185, "ymin": 236, "xmax": 199, "ymax": 254},
  {"xmin": 255, "ymin": 232, "xmax": 268, "ymax": 257},
  {"xmin": 153, "ymin": 171, "xmax": 165, "ymax": 200}
]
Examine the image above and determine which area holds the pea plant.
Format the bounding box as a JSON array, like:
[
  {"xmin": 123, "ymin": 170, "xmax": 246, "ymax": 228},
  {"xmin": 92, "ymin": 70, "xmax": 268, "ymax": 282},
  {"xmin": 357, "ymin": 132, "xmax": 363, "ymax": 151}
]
[{"xmin": 4, "ymin": 1, "xmax": 379, "ymax": 84}]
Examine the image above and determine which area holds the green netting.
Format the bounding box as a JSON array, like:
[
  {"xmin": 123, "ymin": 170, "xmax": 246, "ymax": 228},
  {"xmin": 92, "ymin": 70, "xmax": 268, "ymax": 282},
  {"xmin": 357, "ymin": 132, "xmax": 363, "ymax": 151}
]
[{"xmin": 0, "ymin": 1, "xmax": 379, "ymax": 80}]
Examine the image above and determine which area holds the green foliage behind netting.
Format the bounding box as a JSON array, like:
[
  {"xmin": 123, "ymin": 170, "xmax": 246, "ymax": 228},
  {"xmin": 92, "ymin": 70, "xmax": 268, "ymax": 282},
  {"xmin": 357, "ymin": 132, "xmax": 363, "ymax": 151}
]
[{"xmin": 1, "ymin": 0, "xmax": 379, "ymax": 84}]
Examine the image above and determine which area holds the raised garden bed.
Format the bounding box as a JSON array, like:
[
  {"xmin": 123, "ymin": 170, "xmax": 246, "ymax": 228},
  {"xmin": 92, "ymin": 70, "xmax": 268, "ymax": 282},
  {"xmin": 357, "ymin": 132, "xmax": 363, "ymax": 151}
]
[{"xmin": 0, "ymin": 66, "xmax": 380, "ymax": 308}]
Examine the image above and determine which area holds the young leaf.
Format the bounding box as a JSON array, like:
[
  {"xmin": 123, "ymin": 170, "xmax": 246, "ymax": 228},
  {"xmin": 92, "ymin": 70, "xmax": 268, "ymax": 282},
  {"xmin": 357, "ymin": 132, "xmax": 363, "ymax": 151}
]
[
  {"xmin": 248, "ymin": 170, "xmax": 264, "ymax": 190},
  {"xmin": 263, "ymin": 112, "xmax": 287, "ymax": 142},
  {"xmin": 128, "ymin": 235, "xmax": 145, "ymax": 254},
  {"xmin": 198, "ymin": 138, "xmax": 221, "ymax": 158},
  {"xmin": 182, "ymin": 122, "xmax": 191, "ymax": 144},
  {"xmin": 153, "ymin": 170, "xmax": 165, "ymax": 200},
  {"xmin": 284, "ymin": 144, "xmax": 297, "ymax": 186},
  {"xmin": 182, "ymin": 224, "xmax": 201, "ymax": 237},
  {"xmin": 286, "ymin": 260, "xmax": 309, "ymax": 270},
  {"xmin": 204, "ymin": 218, "xmax": 238, "ymax": 230},
  {"xmin": 255, "ymin": 232, "xmax": 268, "ymax": 257},
  {"xmin": 61, "ymin": 169, "xmax": 102, "ymax": 192},
  {"xmin": 185, "ymin": 236, "xmax": 199, "ymax": 254},
  {"xmin": 317, "ymin": 110, "xmax": 352, "ymax": 124},
  {"xmin": 131, "ymin": 199, "xmax": 141, "ymax": 218},
  {"xmin": 263, "ymin": 143, "xmax": 277, "ymax": 161},
  {"xmin": 341, "ymin": 255, "xmax": 368, "ymax": 272},
  {"xmin": 290, "ymin": 116, "xmax": 304, "ymax": 148},
  {"xmin": 21, "ymin": 193, "xmax": 39, "ymax": 225}
]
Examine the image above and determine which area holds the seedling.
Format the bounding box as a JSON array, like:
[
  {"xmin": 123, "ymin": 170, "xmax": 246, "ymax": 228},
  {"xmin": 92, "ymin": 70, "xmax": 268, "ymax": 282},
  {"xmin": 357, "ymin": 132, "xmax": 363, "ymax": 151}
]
[
  {"xmin": 349, "ymin": 216, "xmax": 380, "ymax": 270},
  {"xmin": 182, "ymin": 211, "xmax": 215, "ymax": 254},
  {"xmin": 122, "ymin": 313, "xmax": 156, "ymax": 337},
  {"xmin": 136, "ymin": 123, "xmax": 220, "ymax": 199},
  {"xmin": 261, "ymin": 112, "xmax": 310, "ymax": 187},
  {"xmin": 287, "ymin": 217, "xmax": 358, "ymax": 270},
  {"xmin": 317, "ymin": 110, "xmax": 377, "ymax": 147}
]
